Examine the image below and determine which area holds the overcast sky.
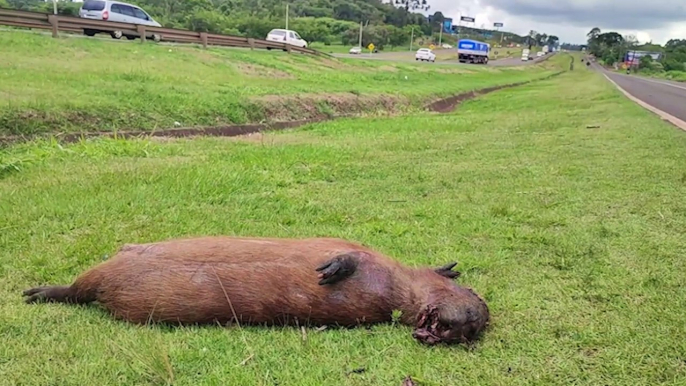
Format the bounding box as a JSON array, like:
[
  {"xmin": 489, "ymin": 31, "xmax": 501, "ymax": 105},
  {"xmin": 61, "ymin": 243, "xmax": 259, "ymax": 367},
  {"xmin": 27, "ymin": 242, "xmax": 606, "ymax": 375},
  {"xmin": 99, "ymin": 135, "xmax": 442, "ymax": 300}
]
[{"xmin": 424, "ymin": 0, "xmax": 686, "ymax": 44}]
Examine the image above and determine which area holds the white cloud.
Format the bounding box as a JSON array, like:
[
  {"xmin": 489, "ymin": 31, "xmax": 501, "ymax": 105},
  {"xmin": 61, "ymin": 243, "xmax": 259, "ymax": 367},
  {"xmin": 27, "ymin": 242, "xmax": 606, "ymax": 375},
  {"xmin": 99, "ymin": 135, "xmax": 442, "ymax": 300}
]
[{"xmin": 425, "ymin": 0, "xmax": 686, "ymax": 44}]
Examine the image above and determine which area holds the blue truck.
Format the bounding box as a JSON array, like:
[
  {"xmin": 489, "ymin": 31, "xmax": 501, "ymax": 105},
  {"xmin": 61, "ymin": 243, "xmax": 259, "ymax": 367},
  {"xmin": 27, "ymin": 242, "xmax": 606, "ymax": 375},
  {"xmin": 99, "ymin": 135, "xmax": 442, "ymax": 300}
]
[{"xmin": 457, "ymin": 39, "xmax": 490, "ymax": 64}]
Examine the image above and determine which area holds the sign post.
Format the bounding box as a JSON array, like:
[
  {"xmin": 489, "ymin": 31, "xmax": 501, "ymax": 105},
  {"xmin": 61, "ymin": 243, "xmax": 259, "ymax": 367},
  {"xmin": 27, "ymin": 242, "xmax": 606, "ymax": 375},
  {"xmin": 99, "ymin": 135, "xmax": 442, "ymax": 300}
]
[
  {"xmin": 494, "ymin": 22, "xmax": 504, "ymax": 45},
  {"xmin": 367, "ymin": 43, "xmax": 375, "ymax": 55},
  {"xmin": 456, "ymin": 16, "xmax": 475, "ymax": 60}
]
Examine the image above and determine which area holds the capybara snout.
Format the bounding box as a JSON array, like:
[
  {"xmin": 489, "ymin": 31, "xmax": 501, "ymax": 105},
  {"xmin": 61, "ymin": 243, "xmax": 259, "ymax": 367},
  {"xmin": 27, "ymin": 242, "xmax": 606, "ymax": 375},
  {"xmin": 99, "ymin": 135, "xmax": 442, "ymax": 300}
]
[{"xmin": 23, "ymin": 236, "xmax": 490, "ymax": 346}]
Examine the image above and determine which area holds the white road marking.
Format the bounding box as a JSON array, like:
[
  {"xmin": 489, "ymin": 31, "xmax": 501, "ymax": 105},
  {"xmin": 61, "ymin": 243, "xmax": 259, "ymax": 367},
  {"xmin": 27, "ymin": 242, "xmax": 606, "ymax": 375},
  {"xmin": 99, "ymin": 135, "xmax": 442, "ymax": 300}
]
[{"xmin": 603, "ymin": 73, "xmax": 686, "ymax": 132}]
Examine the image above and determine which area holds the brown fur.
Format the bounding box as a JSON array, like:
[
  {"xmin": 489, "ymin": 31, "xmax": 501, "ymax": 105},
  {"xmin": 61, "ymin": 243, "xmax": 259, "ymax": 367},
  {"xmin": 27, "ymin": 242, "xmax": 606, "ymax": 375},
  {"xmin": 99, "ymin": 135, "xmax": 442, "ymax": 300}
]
[{"xmin": 23, "ymin": 236, "xmax": 490, "ymax": 345}]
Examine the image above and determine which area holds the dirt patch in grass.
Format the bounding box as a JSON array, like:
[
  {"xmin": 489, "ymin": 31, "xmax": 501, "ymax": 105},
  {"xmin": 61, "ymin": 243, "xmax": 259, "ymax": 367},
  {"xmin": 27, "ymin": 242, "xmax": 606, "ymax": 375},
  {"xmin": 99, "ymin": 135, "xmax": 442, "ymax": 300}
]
[
  {"xmin": 235, "ymin": 63, "xmax": 294, "ymax": 79},
  {"xmin": 252, "ymin": 92, "xmax": 411, "ymax": 122},
  {"xmin": 379, "ymin": 65, "xmax": 399, "ymax": 72}
]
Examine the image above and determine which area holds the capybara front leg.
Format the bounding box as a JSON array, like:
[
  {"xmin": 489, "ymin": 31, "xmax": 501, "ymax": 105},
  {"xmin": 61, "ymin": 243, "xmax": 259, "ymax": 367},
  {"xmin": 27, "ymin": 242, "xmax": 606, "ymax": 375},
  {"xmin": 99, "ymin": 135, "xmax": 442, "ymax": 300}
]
[
  {"xmin": 22, "ymin": 285, "xmax": 87, "ymax": 305},
  {"xmin": 434, "ymin": 262, "xmax": 461, "ymax": 280},
  {"xmin": 315, "ymin": 252, "xmax": 361, "ymax": 285}
]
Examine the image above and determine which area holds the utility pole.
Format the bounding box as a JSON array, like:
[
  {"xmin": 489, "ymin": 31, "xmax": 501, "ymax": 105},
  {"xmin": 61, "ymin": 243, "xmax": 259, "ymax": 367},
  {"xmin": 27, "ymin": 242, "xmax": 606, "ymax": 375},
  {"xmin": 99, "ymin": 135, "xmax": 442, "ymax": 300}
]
[
  {"xmin": 52, "ymin": 0, "xmax": 57, "ymax": 15},
  {"xmin": 358, "ymin": 21, "xmax": 363, "ymax": 48},
  {"xmin": 409, "ymin": 27, "xmax": 414, "ymax": 51},
  {"xmin": 285, "ymin": 3, "xmax": 289, "ymax": 30},
  {"xmin": 438, "ymin": 25, "xmax": 443, "ymax": 47}
]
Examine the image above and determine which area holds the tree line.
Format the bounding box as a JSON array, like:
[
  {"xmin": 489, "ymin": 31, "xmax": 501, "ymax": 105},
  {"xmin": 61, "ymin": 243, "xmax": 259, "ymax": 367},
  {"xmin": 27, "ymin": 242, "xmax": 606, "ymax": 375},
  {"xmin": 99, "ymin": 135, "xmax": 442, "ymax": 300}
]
[
  {"xmin": 2, "ymin": 0, "xmax": 560, "ymax": 50},
  {"xmin": 586, "ymin": 27, "xmax": 686, "ymax": 75}
]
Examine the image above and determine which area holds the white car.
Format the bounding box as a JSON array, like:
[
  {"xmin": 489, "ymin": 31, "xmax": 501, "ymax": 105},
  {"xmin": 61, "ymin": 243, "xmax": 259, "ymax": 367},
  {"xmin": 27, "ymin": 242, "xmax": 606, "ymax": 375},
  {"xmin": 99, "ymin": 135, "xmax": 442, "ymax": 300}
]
[
  {"xmin": 537, "ymin": 51, "xmax": 544, "ymax": 57},
  {"xmin": 266, "ymin": 29, "xmax": 308, "ymax": 48},
  {"xmin": 78, "ymin": 0, "xmax": 161, "ymax": 41},
  {"xmin": 349, "ymin": 46, "xmax": 362, "ymax": 54},
  {"xmin": 415, "ymin": 48, "xmax": 436, "ymax": 62}
]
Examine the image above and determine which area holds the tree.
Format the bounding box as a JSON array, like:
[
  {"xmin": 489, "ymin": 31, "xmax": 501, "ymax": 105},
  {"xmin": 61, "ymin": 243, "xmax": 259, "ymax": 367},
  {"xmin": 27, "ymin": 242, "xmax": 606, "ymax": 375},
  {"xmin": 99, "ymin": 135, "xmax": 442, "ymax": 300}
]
[
  {"xmin": 387, "ymin": 25, "xmax": 410, "ymax": 48},
  {"xmin": 546, "ymin": 35, "xmax": 559, "ymax": 47},
  {"xmin": 639, "ymin": 54, "xmax": 654, "ymax": 70},
  {"xmin": 587, "ymin": 27, "xmax": 601, "ymax": 41}
]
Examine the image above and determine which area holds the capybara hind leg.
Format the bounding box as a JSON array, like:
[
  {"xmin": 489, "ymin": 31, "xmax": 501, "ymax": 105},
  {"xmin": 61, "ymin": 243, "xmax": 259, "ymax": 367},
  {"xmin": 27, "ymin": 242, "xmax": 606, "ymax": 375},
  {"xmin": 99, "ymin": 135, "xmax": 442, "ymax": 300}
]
[
  {"xmin": 315, "ymin": 252, "xmax": 361, "ymax": 285},
  {"xmin": 22, "ymin": 285, "xmax": 86, "ymax": 304}
]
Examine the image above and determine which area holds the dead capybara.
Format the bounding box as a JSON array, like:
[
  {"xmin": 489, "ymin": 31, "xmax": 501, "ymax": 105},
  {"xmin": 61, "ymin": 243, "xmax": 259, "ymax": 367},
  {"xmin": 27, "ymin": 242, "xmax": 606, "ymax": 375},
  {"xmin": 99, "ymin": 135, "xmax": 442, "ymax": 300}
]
[{"xmin": 23, "ymin": 236, "xmax": 490, "ymax": 345}]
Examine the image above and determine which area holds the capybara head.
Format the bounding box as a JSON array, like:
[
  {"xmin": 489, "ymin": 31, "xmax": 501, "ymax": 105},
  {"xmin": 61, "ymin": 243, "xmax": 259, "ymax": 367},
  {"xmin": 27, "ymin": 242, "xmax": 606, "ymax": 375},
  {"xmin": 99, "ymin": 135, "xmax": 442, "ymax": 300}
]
[{"xmin": 412, "ymin": 284, "xmax": 490, "ymax": 346}]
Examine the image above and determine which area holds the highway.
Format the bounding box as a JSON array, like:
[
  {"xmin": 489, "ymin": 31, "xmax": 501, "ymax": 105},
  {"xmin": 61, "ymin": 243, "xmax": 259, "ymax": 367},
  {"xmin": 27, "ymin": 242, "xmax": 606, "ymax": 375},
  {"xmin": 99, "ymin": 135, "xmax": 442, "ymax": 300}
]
[
  {"xmin": 600, "ymin": 67, "xmax": 686, "ymax": 124},
  {"xmin": 331, "ymin": 51, "xmax": 552, "ymax": 67}
]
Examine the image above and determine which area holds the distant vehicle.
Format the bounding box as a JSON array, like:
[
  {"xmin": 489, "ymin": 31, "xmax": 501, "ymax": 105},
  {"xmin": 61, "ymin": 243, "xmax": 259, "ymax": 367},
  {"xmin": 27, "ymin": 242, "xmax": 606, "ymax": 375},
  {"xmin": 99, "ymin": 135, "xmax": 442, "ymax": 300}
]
[
  {"xmin": 542, "ymin": 45, "xmax": 549, "ymax": 54},
  {"xmin": 78, "ymin": 0, "xmax": 161, "ymax": 41},
  {"xmin": 521, "ymin": 48, "xmax": 530, "ymax": 61},
  {"xmin": 266, "ymin": 29, "xmax": 308, "ymax": 48},
  {"xmin": 536, "ymin": 51, "xmax": 544, "ymax": 57},
  {"xmin": 441, "ymin": 43, "xmax": 452, "ymax": 49},
  {"xmin": 415, "ymin": 48, "xmax": 436, "ymax": 62},
  {"xmin": 457, "ymin": 39, "xmax": 489, "ymax": 64},
  {"xmin": 349, "ymin": 46, "xmax": 362, "ymax": 54}
]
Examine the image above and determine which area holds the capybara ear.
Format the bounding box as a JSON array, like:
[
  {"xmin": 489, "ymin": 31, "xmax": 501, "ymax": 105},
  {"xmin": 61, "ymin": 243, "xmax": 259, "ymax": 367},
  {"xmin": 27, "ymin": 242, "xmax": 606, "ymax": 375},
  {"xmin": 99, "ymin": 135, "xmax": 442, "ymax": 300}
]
[{"xmin": 434, "ymin": 262, "xmax": 460, "ymax": 280}]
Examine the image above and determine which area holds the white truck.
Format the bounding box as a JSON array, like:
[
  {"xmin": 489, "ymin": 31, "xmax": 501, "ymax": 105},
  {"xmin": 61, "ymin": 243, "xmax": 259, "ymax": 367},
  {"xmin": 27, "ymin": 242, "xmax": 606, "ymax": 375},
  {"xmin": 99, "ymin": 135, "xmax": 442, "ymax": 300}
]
[{"xmin": 521, "ymin": 48, "xmax": 530, "ymax": 61}]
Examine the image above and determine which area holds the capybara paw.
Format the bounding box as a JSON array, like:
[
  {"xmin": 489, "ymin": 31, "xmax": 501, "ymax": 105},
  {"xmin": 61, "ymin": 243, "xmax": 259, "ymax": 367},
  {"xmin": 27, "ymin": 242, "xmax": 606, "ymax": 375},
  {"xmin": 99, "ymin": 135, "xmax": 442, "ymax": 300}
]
[
  {"xmin": 23, "ymin": 287, "xmax": 50, "ymax": 303},
  {"xmin": 315, "ymin": 254, "xmax": 358, "ymax": 285}
]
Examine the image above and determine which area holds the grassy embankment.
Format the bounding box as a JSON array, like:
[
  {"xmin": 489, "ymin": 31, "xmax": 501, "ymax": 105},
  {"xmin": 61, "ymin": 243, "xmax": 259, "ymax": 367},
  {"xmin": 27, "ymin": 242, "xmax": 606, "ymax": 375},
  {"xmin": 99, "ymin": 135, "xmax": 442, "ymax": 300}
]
[
  {"xmin": 0, "ymin": 31, "xmax": 565, "ymax": 137},
  {"xmin": 2, "ymin": 56, "xmax": 686, "ymax": 385}
]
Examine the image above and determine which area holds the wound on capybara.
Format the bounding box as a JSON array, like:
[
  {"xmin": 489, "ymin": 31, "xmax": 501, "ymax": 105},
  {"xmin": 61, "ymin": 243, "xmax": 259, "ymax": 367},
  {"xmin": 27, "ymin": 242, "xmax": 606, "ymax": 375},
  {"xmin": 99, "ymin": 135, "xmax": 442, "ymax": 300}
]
[{"xmin": 23, "ymin": 236, "xmax": 490, "ymax": 346}]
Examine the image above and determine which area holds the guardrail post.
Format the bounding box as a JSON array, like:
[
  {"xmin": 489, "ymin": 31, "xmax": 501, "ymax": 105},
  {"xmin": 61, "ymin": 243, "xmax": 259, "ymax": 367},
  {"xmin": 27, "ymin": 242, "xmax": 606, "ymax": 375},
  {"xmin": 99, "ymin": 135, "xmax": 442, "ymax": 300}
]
[
  {"xmin": 200, "ymin": 33, "xmax": 208, "ymax": 49},
  {"xmin": 47, "ymin": 15, "xmax": 59, "ymax": 38},
  {"xmin": 247, "ymin": 38, "xmax": 255, "ymax": 50},
  {"xmin": 286, "ymin": 44, "xmax": 292, "ymax": 54},
  {"xmin": 137, "ymin": 25, "xmax": 146, "ymax": 43}
]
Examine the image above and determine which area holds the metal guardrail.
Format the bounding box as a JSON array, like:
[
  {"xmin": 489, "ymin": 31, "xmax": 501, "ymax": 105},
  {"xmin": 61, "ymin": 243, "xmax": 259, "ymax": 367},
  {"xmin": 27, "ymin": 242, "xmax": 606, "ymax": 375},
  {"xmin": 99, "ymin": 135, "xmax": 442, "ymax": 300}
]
[{"xmin": 0, "ymin": 8, "xmax": 326, "ymax": 56}]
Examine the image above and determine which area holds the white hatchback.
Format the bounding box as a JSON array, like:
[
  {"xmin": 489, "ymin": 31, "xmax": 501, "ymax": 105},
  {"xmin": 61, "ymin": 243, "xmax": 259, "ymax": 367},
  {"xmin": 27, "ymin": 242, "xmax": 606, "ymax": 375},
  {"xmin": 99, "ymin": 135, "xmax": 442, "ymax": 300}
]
[
  {"xmin": 415, "ymin": 48, "xmax": 436, "ymax": 62},
  {"xmin": 266, "ymin": 29, "xmax": 308, "ymax": 48}
]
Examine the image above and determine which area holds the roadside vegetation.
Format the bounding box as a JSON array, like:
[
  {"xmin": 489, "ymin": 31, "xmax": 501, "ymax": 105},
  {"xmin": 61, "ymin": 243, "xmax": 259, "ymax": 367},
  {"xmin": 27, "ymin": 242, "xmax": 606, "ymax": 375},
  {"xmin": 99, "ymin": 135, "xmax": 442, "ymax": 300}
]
[
  {"xmin": 3, "ymin": 0, "xmax": 558, "ymax": 53},
  {"xmin": 585, "ymin": 28, "xmax": 686, "ymax": 82},
  {"xmin": 0, "ymin": 31, "xmax": 567, "ymax": 136},
  {"xmin": 2, "ymin": 56, "xmax": 686, "ymax": 385}
]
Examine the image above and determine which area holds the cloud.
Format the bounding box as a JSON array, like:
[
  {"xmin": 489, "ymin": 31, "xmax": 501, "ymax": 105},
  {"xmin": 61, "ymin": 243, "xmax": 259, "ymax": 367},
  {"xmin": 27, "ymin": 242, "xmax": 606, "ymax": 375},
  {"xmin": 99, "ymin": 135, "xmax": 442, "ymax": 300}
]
[{"xmin": 426, "ymin": 0, "xmax": 686, "ymax": 44}]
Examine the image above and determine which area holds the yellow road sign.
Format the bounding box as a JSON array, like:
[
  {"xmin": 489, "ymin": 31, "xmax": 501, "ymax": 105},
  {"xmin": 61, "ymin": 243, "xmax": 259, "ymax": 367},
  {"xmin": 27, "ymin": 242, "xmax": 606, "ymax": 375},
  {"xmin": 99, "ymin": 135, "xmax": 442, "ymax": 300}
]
[
  {"xmin": 429, "ymin": 44, "xmax": 435, "ymax": 50},
  {"xmin": 367, "ymin": 43, "xmax": 375, "ymax": 51}
]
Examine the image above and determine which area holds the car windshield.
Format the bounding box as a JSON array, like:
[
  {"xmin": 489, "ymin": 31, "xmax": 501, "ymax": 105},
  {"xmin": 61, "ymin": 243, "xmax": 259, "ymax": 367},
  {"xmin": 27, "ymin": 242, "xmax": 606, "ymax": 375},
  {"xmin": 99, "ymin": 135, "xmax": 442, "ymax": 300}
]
[
  {"xmin": 82, "ymin": 0, "xmax": 105, "ymax": 11},
  {"xmin": 269, "ymin": 30, "xmax": 286, "ymax": 36}
]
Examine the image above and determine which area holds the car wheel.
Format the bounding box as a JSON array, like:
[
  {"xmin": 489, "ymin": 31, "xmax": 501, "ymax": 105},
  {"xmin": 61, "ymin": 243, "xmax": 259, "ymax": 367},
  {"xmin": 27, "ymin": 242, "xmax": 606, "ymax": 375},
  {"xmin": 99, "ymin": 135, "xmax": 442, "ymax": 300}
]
[
  {"xmin": 484, "ymin": 57, "xmax": 489, "ymax": 64},
  {"xmin": 151, "ymin": 34, "xmax": 161, "ymax": 43},
  {"xmin": 84, "ymin": 29, "xmax": 96, "ymax": 37},
  {"xmin": 111, "ymin": 30, "xmax": 123, "ymax": 39},
  {"xmin": 125, "ymin": 35, "xmax": 136, "ymax": 40}
]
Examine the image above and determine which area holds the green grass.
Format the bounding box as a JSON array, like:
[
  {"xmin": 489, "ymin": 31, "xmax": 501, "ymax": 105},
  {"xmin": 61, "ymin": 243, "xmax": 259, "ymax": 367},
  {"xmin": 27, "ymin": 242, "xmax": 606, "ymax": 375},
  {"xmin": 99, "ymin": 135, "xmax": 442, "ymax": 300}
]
[
  {"xmin": 0, "ymin": 31, "xmax": 568, "ymax": 136},
  {"xmin": 2, "ymin": 57, "xmax": 686, "ymax": 385},
  {"xmin": 636, "ymin": 70, "xmax": 686, "ymax": 83}
]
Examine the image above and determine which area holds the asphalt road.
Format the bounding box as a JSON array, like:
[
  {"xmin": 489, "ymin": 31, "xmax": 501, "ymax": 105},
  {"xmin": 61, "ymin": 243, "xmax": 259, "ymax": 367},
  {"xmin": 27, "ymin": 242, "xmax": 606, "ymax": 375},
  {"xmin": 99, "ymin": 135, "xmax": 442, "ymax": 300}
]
[
  {"xmin": 602, "ymin": 68, "xmax": 686, "ymax": 123},
  {"xmin": 331, "ymin": 52, "xmax": 552, "ymax": 67}
]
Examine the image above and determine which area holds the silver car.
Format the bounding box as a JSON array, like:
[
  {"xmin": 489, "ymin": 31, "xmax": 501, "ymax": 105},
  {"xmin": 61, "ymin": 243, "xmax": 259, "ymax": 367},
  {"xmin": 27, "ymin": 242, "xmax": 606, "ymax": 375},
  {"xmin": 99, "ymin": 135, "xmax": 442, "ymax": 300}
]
[{"xmin": 79, "ymin": 0, "xmax": 162, "ymax": 41}]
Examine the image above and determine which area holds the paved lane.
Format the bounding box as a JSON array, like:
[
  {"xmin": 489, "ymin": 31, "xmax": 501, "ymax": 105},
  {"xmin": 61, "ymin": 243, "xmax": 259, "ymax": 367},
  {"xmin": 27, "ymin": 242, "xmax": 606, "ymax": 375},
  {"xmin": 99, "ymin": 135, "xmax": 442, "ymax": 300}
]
[{"xmin": 603, "ymin": 70, "xmax": 686, "ymax": 123}]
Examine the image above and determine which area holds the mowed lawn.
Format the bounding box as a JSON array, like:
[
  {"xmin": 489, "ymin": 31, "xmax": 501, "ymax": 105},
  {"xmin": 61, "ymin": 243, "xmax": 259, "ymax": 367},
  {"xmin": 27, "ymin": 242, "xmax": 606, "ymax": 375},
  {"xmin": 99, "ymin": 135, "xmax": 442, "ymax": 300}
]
[
  {"xmin": 2, "ymin": 61, "xmax": 686, "ymax": 385},
  {"xmin": 0, "ymin": 31, "xmax": 565, "ymax": 136}
]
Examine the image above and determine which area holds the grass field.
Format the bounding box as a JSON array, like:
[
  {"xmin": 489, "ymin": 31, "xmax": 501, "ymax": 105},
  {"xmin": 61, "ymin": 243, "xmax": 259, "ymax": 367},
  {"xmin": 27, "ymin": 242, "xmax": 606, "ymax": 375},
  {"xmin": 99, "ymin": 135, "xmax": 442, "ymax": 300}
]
[
  {"xmin": 0, "ymin": 31, "xmax": 565, "ymax": 136},
  {"xmin": 2, "ymin": 58, "xmax": 686, "ymax": 385}
]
